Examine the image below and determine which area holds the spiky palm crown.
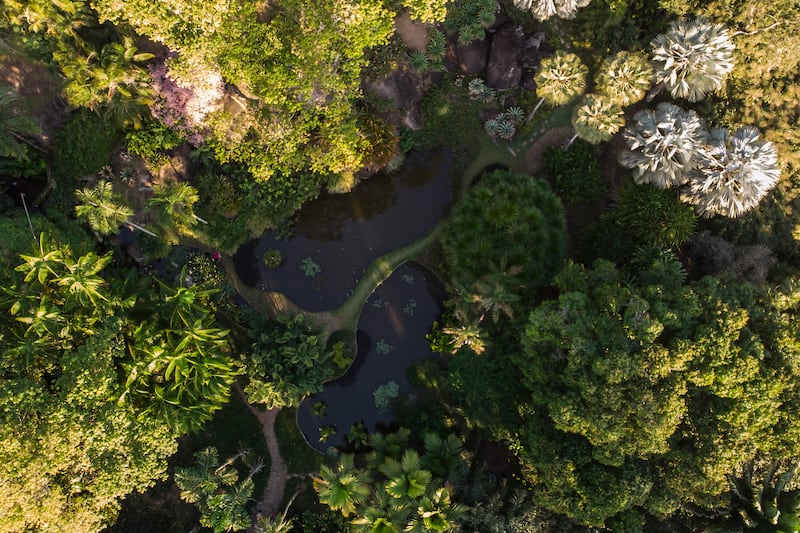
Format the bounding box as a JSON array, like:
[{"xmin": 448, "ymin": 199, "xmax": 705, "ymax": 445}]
[
  {"xmin": 595, "ymin": 51, "xmax": 653, "ymax": 107},
  {"xmin": 514, "ymin": 0, "xmax": 592, "ymax": 21},
  {"xmin": 681, "ymin": 126, "xmax": 780, "ymax": 217},
  {"xmin": 535, "ymin": 51, "xmax": 588, "ymax": 106},
  {"xmin": 650, "ymin": 18, "xmax": 735, "ymax": 102},
  {"xmin": 619, "ymin": 102, "xmax": 706, "ymax": 189},
  {"xmin": 571, "ymin": 94, "xmax": 625, "ymax": 144}
]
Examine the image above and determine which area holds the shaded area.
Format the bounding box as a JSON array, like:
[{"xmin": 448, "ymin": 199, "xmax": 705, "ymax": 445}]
[
  {"xmin": 297, "ymin": 263, "xmax": 444, "ymax": 452},
  {"xmin": 233, "ymin": 149, "xmax": 453, "ymax": 311}
]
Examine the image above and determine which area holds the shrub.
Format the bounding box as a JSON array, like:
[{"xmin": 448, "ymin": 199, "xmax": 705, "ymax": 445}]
[
  {"xmin": 543, "ymin": 140, "xmax": 607, "ymax": 204},
  {"xmin": 441, "ymin": 169, "xmax": 566, "ymax": 291},
  {"xmin": 125, "ymin": 121, "xmax": 184, "ymax": 165},
  {"xmin": 616, "ymin": 180, "xmax": 697, "ymax": 248},
  {"xmin": 53, "ymin": 110, "xmax": 119, "ymax": 180}
]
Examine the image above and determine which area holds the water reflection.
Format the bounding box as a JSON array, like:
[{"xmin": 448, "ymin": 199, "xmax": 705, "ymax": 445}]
[
  {"xmin": 232, "ymin": 149, "xmax": 453, "ymax": 312},
  {"xmin": 297, "ymin": 263, "xmax": 444, "ymax": 452}
]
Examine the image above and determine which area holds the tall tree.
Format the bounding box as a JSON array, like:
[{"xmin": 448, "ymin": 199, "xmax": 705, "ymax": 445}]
[
  {"xmin": 149, "ymin": 180, "xmax": 202, "ymax": 228},
  {"xmin": 74, "ymin": 180, "xmax": 134, "ymax": 236},
  {"xmin": 680, "ymin": 126, "xmax": 781, "ymax": 218},
  {"xmin": 595, "ymin": 51, "xmax": 653, "ymax": 107},
  {"xmin": 619, "ymin": 102, "xmax": 706, "ymax": 189},
  {"xmin": 650, "ymin": 18, "xmax": 735, "ymax": 102},
  {"xmin": 314, "ymin": 454, "xmax": 372, "ymax": 517},
  {"xmin": 513, "ymin": 0, "xmax": 592, "ymax": 21},
  {"xmin": 528, "ymin": 51, "xmax": 588, "ymax": 121},
  {"xmin": 566, "ymin": 94, "xmax": 625, "ymax": 148}
]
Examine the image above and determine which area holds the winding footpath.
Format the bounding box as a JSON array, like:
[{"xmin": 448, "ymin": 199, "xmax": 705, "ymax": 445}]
[{"xmin": 234, "ymin": 384, "xmax": 289, "ymax": 522}]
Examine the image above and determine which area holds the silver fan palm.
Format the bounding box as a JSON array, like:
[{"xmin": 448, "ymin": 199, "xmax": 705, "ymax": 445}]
[
  {"xmin": 514, "ymin": 0, "xmax": 591, "ymax": 21},
  {"xmin": 650, "ymin": 18, "xmax": 735, "ymax": 102},
  {"xmin": 619, "ymin": 102, "xmax": 706, "ymax": 189},
  {"xmin": 681, "ymin": 126, "xmax": 780, "ymax": 217}
]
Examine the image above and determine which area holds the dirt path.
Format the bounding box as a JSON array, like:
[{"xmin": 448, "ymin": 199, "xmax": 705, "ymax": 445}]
[
  {"xmin": 522, "ymin": 126, "xmax": 574, "ymax": 175},
  {"xmin": 234, "ymin": 385, "xmax": 288, "ymax": 522}
]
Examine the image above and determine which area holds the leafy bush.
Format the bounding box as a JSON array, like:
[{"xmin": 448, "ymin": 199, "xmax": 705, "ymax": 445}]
[
  {"xmin": 616, "ymin": 180, "xmax": 697, "ymax": 248},
  {"xmin": 441, "ymin": 169, "xmax": 566, "ymax": 291},
  {"xmin": 125, "ymin": 121, "xmax": 184, "ymax": 165},
  {"xmin": 53, "ymin": 110, "xmax": 119, "ymax": 180},
  {"xmin": 242, "ymin": 314, "xmax": 333, "ymax": 409},
  {"xmin": 543, "ymin": 140, "xmax": 607, "ymax": 204}
]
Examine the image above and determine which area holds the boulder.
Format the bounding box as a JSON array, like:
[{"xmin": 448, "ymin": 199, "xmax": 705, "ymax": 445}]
[
  {"xmin": 486, "ymin": 23, "xmax": 526, "ymax": 89},
  {"xmin": 452, "ymin": 38, "xmax": 489, "ymax": 74}
]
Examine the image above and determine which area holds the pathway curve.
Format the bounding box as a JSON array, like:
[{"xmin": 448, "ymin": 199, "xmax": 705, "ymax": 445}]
[{"xmin": 234, "ymin": 384, "xmax": 288, "ymax": 522}]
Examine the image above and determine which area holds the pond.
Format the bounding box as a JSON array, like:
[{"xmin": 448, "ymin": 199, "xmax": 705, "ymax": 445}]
[
  {"xmin": 233, "ymin": 149, "xmax": 453, "ymax": 312},
  {"xmin": 296, "ymin": 262, "xmax": 444, "ymax": 452}
]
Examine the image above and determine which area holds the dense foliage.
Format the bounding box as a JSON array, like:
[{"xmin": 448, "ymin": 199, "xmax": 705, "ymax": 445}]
[
  {"xmin": 441, "ymin": 169, "xmax": 566, "ymax": 291},
  {"xmin": 242, "ymin": 313, "xmax": 333, "ymax": 410}
]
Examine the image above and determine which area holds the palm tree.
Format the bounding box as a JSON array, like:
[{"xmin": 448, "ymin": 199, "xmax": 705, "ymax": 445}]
[
  {"xmin": 565, "ymin": 94, "xmax": 625, "ymax": 149},
  {"xmin": 471, "ymin": 273, "xmax": 520, "ymax": 324},
  {"xmin": 368, "ymin": 428, "xmax": 411, "ymax": 469},
  {"xmin": 378, "ymin": 449, "xmax": 432, "ymax": 501},
  {"xmin": 619, "ymin": 102, "xmax": 706, "ymax": 189},
  {"xmin": 528, "ymin": 51, "xmax": 588, "ymax": 121},
  {"xmin": 407, "ymin": 487, "xmax": 468, "ymax": 533},
  {"xmin": 595, "ymin": 51, "xmax": 653, "ymax": 107},
  {"xmin": 314, "ymin": 454, "xmax": 371, "ymax": 517},
  {"xmin": 513, "ymin": 0, "xmax": 592, "ymax": 21},
  {"xmin": 74, "ymin": 180, "xmax": 134, "ymax": 235},
  {"xmin": 441, "ymin": 318, "xmax": 486, "ymax": 355},
  {"xmin": 650, "ymin": 18, "xmax": 735, "ymax": 102},
  {"xmin": 149, "ymin": 180, "xmax": 204, "ymax": 228},
  {"xmin": 680, "ymin": 126, "xmax": 780, "ymax": 218},
  {"xmin": 421, "ymin": 433, "xmax": 463, "ymax": 479},
  {"xmin": 0, "ymin": 85, "xmax": 43, "ymax": 160},
  {"xmin": 350, "ymin": 485, "xmax": 411, "ymax": 533}
]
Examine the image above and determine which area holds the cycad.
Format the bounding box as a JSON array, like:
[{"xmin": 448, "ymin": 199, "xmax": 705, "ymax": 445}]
[
  {"xmin": 595, "ymin": 51, "xmax": 653, "ymax": 107},
  {"xmin": 514, "ymin": 0, "xmax": 592, "ymax": 21},
  {"xmin": 567, "ymin": 94, "xmax": 625, "ymax": 148},
  {"xmin": 650, "ymin": 18, "xmax": 735, "ymax": 102},
  {"xmin": 529, "ymin": 51, "xmax": 588, "ymax": 120},
  {"xmin": 619, "ymin": 102, "xmax": 706, "ymax": 189},
  {"xmin": 680, "ymin": 126, "xmax": 780, "ymax": 218}
]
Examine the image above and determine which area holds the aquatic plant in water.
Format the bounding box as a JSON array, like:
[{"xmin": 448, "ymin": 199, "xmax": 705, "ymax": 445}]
[
  {"xmin": 403, "ymin": 298, "xmax": 418, "ymax": 316},
  {"xmin": 319, "ymin": 425, "xmax": 336, "ymax": 442},
  {"xmin": 300, "ymin": 257, "xmax": 321, "ymax": 277},
  {"xmin": 376, "ymin": 339, "xmax": 394, "ymax": 354},
  {"xmin": 373, "ymin": 381, "xmax": 399, "ymax": 412}
]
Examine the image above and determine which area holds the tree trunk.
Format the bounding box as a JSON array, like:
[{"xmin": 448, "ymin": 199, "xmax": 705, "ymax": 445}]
[
  {"xmin": 563, "ymin": 132, "xmax": 579, "ymax": 151},
  {"xmin": 526, "ymin": 97, "xmax": 546, "ymax": 123}
]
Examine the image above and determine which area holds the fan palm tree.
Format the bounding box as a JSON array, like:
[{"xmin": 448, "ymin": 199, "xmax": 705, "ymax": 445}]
[
  {"xmin": 378, "ymin": 449, "xmax": 432, "ymax": 501},
  {"xmin": 529, "ymin": 51, "xmax": 588, "ymax": 121},
  {"xmin": 619, "ymin": 102, "xmax": 706, "ymax": 189},
  {"xmin": 314, "ymin": 454, "xmax": 371, "ymax": 517},
  {"xmin": 650, "ymin": 18, "xmax": 735, "ymax": 102},
  {"xmin": 407, "ymin": 487, "xmax": 468, "ymax": 533},
  {"xmin": 595, "ymin": 51, "xmax": 653, "ymax": 107},
  {"xmin": 421, "ymin": 433, "xmax": 463, "ymax": 479},
  {"xmin": 149, "ymin": 180, "xmax": 203, "ymax": 228},
  {"xmin": 565, "ymin": 94, "xmax": 625, "ymax": 149},
  {"xmin": 368, "ymin": 428, "xmax": 411, "ymax": 469},
  {"xmin": 0, "ymin": 85, "xmax": 43, "ymax": 160},
  {"xmin": 513, "ymin": 0, "xmax": 592, "ymax": 21},
  {"xmin": 74, "ymin": 180, "xmax": 134, "ymax": 235},
  {"xmin": 680, "ymin": 126, "xmax": 780, "ymax": 218}
]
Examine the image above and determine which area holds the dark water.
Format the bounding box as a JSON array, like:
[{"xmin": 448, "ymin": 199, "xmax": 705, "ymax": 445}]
[
  {"xmin": 297, "ymin": 262, "xmax": 444, "ymax": 452},
  {"xmin": 233, "ymin": 149, "xmax": 453, "ymax": 311}
]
